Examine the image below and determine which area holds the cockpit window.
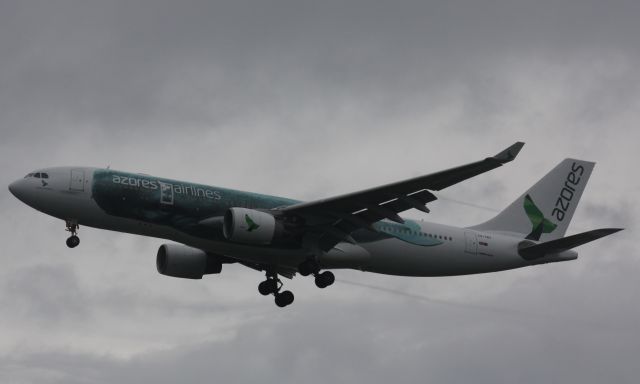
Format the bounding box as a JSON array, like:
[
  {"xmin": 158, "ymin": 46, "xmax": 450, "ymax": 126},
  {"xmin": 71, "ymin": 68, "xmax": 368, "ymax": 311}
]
[{"xmin": 23, "ymin": 172, "xmax": 48, "ymax": 178}]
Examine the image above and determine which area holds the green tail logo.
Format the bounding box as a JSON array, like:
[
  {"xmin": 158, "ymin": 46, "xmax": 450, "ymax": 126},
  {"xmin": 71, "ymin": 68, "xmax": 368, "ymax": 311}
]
[
  {"xmin": 524, "ymin": 194, "xmax": 557, "ymax": 240},
  {"xmin": 245, "ymin": 214, "xmax": 260, "ymax": 232}
]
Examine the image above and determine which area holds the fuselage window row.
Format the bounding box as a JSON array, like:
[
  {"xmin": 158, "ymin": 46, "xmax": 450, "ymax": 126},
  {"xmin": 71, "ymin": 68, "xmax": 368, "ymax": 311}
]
[{"xmin": 383, "ymin": 226, "xmax": 452, "ymax": 241}]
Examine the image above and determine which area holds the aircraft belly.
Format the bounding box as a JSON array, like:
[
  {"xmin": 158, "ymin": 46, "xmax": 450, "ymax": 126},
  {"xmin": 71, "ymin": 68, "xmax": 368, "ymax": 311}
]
[
  {"xmin": 319, "ymin": 242, "xmax": 371, "ymax": 270},
  {"xmin": 183, "ymin": 239, "xmax": 308, "ymax": 267}
]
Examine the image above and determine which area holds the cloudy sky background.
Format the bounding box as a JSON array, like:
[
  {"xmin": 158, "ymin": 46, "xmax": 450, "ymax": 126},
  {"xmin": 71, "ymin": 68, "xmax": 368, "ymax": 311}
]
[{"xmin": 1, "ymin": 0, "xmax": 639, "ymax": 382}]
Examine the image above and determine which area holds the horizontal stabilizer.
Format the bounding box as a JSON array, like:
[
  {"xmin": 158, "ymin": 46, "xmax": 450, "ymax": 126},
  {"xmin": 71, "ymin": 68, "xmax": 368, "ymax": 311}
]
[{"xmin": 519, "ymin": 228, "xmax": 623, "ymax": 259}]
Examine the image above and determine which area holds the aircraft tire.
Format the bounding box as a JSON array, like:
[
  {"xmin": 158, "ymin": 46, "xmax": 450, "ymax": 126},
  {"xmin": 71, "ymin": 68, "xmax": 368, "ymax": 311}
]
[
  {"xmin": 66, "ymin": 235, "xmax": 80, "ymax": 248},
  {"xmin": 258, "ymin": 280, "xmax": 277, "ymax": 296},
  {"xmin": 298, "ymin": 260, "xmax": 319, "ymax": 276},
  {"xmin": 275, "ymin": 290, "xmax": 294, "ymax": 307},
  {"xmin": 315, "ymin": 271, "xmax": 335, "ymax": 288}
]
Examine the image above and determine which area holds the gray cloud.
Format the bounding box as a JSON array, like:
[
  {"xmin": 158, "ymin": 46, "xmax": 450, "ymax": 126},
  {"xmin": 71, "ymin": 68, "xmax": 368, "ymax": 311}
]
[
  {"xmin": 1, "ymin": 264, "xmax": 89, "ymax": 325},
  {"xmin": 3, "ymin": 288, "xmax": 639, "ymax": 384}
]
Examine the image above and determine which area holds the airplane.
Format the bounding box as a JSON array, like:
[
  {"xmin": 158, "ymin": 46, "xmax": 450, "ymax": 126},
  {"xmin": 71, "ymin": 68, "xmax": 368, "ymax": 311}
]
[{"xmin": 8, "ymin": 142, "xmax": 623, "ymax": 307}]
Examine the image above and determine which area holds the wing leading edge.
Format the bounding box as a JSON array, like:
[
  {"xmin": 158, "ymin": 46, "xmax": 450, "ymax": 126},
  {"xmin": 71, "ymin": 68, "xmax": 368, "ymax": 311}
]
[{"xmin": 282, "ymin": 142, "xmax": 525, "ymax": 251}]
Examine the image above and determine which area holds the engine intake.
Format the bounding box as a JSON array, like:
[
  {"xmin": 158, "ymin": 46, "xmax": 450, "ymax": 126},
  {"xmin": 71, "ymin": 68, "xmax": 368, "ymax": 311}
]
[{"xmin": 156, "ymin": 244, "xmax": 222, "ymax": 279}]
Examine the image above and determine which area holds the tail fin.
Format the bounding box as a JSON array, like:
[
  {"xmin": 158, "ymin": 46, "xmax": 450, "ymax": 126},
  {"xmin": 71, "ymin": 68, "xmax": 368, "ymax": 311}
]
[{"xmin": 471, "ymin": 159, "xmax": 595, "ymax": 241}]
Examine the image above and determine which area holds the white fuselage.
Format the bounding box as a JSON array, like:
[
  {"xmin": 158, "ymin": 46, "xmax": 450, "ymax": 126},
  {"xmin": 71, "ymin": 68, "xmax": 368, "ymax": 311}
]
[{"xmin": 8, "ymin": 166, "xmax": 577, "ymax": 277}]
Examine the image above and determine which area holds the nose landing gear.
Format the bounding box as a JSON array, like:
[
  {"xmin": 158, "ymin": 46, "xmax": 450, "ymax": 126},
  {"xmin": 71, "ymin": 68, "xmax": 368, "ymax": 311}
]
[
  {"xmin": 258, "ymin": 269, "xmax": 294, "ymax": 308},
  {"xmin": 65, "ymin": 220, "xmax": 80, "ymax": 248}
]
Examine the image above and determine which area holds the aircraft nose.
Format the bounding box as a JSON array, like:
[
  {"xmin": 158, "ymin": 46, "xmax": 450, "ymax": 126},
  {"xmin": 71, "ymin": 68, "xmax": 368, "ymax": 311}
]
[{"xmin": 8, "ymin": 179, "xmax": 23, "ymax": 198}]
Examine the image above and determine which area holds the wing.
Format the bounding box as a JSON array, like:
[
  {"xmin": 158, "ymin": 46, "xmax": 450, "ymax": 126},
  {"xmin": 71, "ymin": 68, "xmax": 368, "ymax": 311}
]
[{"xmin": 282, "ymin": 142, "xmax": 525, "ymax": 251}]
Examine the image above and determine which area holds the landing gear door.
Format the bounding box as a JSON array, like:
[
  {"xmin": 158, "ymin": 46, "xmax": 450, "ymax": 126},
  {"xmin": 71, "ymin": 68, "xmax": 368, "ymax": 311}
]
[
  {"xmin": 464, "ymin": 230, "xmax": 478, "ymax": 255},
  {"xmin": 69, "ymin": 169, "xmax": 85, "ymax": 191}
]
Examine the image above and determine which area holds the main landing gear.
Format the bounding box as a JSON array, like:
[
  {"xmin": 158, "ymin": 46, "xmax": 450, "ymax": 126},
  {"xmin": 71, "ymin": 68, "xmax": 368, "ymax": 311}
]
[
  {"xmin": 258, "ymin": 270, "xmax": 295, "ymax": 308},
  {"xmin": 65, "ymin": 220, "xmax": 80, "ymax": 248},
  {"xmin": 298, "ymin": 260, "xmax": 335, "ymax": 289},
  {"xmin": 258, "ymin": 261, "xmax": 335, "ymax": 308}
]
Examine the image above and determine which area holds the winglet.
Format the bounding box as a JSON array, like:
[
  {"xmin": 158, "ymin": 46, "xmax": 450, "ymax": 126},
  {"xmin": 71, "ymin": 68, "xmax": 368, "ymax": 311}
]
[{"xmin": 491, "ymin": 141, "xmax": 525, "ymax": 163}]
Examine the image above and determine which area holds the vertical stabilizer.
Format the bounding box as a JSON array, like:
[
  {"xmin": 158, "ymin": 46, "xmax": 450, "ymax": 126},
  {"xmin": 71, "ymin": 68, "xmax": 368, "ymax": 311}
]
[{"xmin": 471, "ymin": 159, "xmax": 595, "ymax": 241}]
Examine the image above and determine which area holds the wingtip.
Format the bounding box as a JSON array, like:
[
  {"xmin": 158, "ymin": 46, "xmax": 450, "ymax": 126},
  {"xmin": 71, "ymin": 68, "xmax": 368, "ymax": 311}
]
[
  {"xmin": 589, "ymin": 227, "xmax": 624, "ymax": 238},
  {"xmin": 492, "ymin": 141, "xmax": 525, "ymax": 163},
  {"xmin": 601, "ymin": 227, "xmax": 624, "ymax": 232}
]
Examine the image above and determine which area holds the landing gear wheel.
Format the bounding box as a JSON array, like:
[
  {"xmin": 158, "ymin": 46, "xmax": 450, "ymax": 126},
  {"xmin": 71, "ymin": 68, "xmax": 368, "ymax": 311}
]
[
  {"xmin": 259, "ymin": 269, "xmax": 295, "ymax": 307},
  {"xmin": 315, "ymin": 271, "xmax": 335, "ymax": 289},
  {"xmin": 274, "ymin": 290, "xmax": 294, "ymax": 307},
  {"xmin": 258, "ymin": 279, "xmax": 278, "ymax": 296},
  {"xmin": 66, "ymin": 235, "xmax": 80, "ymax": 248},
  {"xmin": 298, "ymin": 260, "xmax": 320, "ymax": 276},
  {"xmin": 65, "ymin": 220, "xmax": 80, "ymax": 248}
]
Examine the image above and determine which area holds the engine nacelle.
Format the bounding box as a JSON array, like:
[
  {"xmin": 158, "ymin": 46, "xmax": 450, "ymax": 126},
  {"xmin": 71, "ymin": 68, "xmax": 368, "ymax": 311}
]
[
  {"xmin": 156, "ymin": 244, "xmax": 222, "ymax": 279},
  {"xmin": 223, "ymin": 207, "xmax": 278, "ymax": 245}
]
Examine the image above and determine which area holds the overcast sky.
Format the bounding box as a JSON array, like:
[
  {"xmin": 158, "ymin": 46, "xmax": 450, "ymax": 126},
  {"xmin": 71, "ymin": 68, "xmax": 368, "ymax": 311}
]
[{"xmin": 1, "ymin": 1, "xmax": 639, "ymax": 383}]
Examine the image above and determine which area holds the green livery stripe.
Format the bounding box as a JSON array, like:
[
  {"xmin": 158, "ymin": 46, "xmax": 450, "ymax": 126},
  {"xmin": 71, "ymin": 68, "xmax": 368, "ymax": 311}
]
[{"xmin": 373, "ymin": 220, "xmax": 444, "ymax": 247}]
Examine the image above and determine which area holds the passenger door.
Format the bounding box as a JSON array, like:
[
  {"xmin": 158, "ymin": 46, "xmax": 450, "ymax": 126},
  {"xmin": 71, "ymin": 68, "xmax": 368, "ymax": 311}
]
[{"xmin": 464, "ymin": 230, "xmax": 478, "ymax": 255}]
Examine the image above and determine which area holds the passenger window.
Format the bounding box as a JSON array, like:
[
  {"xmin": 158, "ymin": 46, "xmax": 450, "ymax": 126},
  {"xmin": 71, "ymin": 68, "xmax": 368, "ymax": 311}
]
[
  {"xmin": 41, "ymin": 173, "xmax": 49, "ymax": 179},
  {"xmin": 34, "ymin": 173, "xmax": 41, "ymax": 178}
]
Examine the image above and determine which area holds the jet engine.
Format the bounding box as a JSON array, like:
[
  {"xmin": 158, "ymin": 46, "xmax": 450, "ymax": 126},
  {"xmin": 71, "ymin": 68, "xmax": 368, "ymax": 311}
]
[
  {"xmin": 223, "ymin": 207, "xmax": 281, "ymax": 245},
  {"xmin": 156, "ymin": 244, "xmax": 222, "ymax": 279}
]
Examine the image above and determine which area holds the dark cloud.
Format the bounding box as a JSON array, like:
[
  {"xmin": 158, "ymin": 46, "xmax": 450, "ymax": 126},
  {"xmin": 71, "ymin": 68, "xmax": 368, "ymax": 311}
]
[{"xmin": 1, "ymin": 0, "xmax": 640, "ymax": 383}]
